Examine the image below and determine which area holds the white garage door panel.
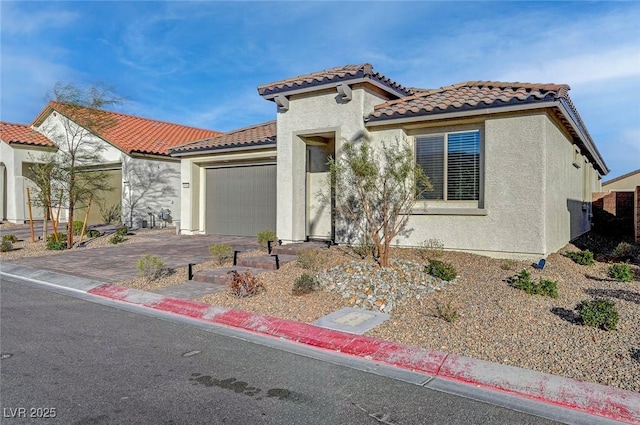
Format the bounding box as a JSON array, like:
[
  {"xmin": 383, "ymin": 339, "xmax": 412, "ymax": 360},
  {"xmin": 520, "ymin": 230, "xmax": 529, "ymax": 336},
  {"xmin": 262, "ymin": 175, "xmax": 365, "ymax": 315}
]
[{"xmin": 205, "ymin": 165, "xmax": 276, "ymax": 236}]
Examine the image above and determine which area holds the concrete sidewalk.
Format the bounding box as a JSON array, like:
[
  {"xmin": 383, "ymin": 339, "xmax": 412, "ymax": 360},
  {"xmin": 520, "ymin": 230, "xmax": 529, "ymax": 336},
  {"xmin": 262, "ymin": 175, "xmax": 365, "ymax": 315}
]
[{"xmin": 1, "ymin": 262, "xmax": 638, "ymax": 425}]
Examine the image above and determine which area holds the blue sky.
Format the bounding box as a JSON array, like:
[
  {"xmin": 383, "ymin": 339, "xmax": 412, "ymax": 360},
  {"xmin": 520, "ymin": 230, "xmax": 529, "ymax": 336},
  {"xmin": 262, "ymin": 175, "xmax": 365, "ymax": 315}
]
[{"xmin": 1, "ymin": 1, "xmax": 638, "ymax": 179}]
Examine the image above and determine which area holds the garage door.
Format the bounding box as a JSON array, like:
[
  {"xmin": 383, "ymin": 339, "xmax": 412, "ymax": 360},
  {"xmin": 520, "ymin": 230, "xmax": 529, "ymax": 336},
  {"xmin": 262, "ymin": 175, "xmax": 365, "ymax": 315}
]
[{"xmin": 205, "ymin": 164, "xmax": 276, "ymax": 236}]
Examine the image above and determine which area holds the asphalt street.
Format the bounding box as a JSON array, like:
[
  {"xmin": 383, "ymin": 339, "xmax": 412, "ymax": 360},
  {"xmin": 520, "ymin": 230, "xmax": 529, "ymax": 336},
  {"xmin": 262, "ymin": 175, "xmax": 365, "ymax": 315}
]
[{"xmin": 0, "ymin": 277, "xmax": 561, "ymax": 425}]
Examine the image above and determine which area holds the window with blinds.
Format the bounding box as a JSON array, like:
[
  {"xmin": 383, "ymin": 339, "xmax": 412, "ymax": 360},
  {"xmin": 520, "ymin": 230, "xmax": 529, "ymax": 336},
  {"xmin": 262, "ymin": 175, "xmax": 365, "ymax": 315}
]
[{"xmin": 416, "ymin": 131, "xmax": 480, "ymax": 201}]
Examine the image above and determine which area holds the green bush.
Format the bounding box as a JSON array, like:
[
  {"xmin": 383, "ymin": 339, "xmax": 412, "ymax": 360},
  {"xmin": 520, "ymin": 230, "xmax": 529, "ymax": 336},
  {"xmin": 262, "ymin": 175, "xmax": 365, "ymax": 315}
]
[
  {"xmin": 2, "ymin": 234, "xmax": 18, "ymax": 243},
  {"xmin": 109, "ymin": 233, "xmax": 125, "ymax": 244},
  {"xmin": 257, "ymin": 229, "xmax": 277, "ymax": 249},
  {"xmin": 417, "ymin": 238, "xmax": 444, "ymax": 260},
  {"xmin": 115, "ymin": 226, "xmax": 128, "ymax": 236},
  {"xmin": 292, "ymin": 274, "xmax": 317, "ymax": 296},
  {"xmin": 86, "ymin": 229, "xmax": 101, "ymax": 238},
  {"xmin": 577, "ymin": 298, "xmax": 619, "ymax": 331},
  {"xmin": 46, "ymin": 234, "xmax": 67, "ymax": 250},
  {"xmin": 608, "ymin": 263, "xmax": 633, "ymax": 282},
  {"xmin": 612, "ymin": 242, "xmax": 639, "ymax": 262},
  {"xmin": 564, "ymin": 249, "xmax": 595, "ymax": 266},
  {"xmin": 425, "ymin": 260, "xmax": 457, "ymax": 281},
  {"xmin": 1, "ymin": 240, "xmax": 13, "ymax": 252},
  {"xmin": 537, "ymin": 278, "xmax": 559, "ymax": 298},
  {"xmin": 72, "ymin": 220, "xmax": 85, "ymax": 236},
  {"xmin": 226, "ymin": 270, "xmax": 264, "ymax": 297},
  {"xmin": 210, "ymin": 243, "xmax": 233, "ymax": 266},
  {"xmin": 136, "ymin": 254, "xmax": 166, "ymax": 281},
  {"xmin": 510, "ymin": 269, "xmax": 558, "ymax": 298}
]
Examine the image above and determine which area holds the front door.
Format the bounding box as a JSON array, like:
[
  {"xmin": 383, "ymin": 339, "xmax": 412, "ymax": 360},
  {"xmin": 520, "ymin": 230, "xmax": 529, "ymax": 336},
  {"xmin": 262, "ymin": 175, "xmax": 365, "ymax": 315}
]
[{"xmin": 305, "ymin": 137, "xmax": 334, "ymax": 241}]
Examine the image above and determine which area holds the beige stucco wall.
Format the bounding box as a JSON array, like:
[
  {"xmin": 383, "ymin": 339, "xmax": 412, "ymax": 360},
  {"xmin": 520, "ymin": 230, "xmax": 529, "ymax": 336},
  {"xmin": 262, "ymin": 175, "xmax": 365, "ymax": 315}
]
[
  {"xmin": 362, "ymin": 112, "xmax": 598, "ymax": 259},
  {"xmin": 603, "ymin": 172, "xmax": 640, "ymax": 191},
  {"xmin": 0, "ymin": 142, "xmax": 52, "ymax": 222},
  {"xmin": 276, "ymin": 85, "xmax": 391, "ymax": 242},
  {"xmin": 178, "ymin": 147, "xmax": 277, "ymax": 235},
  {"xmin": 542, "ymin": 116, "xmax": 600, "ymax": 254}
]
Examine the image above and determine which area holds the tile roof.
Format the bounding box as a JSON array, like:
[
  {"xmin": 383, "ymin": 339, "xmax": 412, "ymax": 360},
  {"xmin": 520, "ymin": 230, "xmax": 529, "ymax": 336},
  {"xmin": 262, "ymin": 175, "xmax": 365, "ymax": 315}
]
[
  {"xmin": 32, "ymin": 101, "xmax": 221, "ymax": 156},
  {"xmin": 0, "ymin": 121, "xmax": 56, "ymax": 148},
  {"xmin": 170, "ymin": 121, "xmax": 277, "ymax": 154},
  {"xmin": 602, "ymin": 168, "xmax": 640, "ymax": 186},
  {"xmin": 367, "ymin": 81, "xmax": 571, "ymax": 121},
  {"xmin": 257, "ymin": 63, "xmax": 413, "ymax": 98},
  {"xmin": 367, "ymin": 80, "xmax": 608, "ymax": 175}
]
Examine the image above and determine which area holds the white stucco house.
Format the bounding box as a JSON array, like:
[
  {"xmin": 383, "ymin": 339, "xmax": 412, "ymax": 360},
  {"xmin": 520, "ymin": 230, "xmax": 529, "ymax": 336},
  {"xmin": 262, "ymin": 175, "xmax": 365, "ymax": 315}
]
[
  {"xmin": 174, "ymin": 63, "xmax": 609, "ymax": 259},
  {"xmin": 2, "ymin": 102, "xmax": 220, "ymax": 227},
  {"xmin": 0, "ymin": 122, "xmax": 57, "ymax": 223}
]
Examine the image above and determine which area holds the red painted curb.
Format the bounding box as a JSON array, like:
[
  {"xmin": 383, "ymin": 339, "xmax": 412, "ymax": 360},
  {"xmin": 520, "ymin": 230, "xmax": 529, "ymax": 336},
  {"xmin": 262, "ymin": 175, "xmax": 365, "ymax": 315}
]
[{"xmin": 88, "ymin": 284, "xmax": 640, "ymax": 424}]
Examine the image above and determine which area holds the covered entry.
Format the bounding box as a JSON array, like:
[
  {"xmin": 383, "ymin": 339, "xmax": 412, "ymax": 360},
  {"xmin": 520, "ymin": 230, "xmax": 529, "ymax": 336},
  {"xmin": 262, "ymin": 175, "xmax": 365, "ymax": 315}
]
[{"xmin": 205, "ymin": 164, "xmax": 276, "ymax": 236}]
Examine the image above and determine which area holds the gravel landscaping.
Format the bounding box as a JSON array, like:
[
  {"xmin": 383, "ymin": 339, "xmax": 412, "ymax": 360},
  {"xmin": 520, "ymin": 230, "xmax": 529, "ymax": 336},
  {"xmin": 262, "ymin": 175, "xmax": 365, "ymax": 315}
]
[{"xmin": 2, "ymin": 225, "xmax": 639, "ymax": 393}]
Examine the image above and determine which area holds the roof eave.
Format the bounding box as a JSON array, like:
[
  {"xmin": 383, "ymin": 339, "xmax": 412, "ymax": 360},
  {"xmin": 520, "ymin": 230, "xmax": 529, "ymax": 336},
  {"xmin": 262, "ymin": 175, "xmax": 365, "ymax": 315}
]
[
  {"xmin": 170, "ymin": 140, "xmax": 276, "ymax": 157},
  {"xmin": 259, "ymin": 77, "xmax": 408, "ymax": 100}
]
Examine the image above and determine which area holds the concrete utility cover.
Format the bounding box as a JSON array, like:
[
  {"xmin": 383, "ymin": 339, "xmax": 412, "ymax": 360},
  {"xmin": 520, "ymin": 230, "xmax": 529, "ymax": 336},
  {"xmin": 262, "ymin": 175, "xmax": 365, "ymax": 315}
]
[{"xmin": 313, "ymin": 307, "xmax": 390, "ymax": 335}]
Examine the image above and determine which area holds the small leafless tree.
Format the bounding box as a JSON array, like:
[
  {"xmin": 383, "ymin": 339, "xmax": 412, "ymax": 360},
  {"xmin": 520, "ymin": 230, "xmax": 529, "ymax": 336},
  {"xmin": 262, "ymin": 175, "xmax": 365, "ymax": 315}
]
[{"xmin": 328, "ymin": 137, "xmax": 432, "ymax": 267}]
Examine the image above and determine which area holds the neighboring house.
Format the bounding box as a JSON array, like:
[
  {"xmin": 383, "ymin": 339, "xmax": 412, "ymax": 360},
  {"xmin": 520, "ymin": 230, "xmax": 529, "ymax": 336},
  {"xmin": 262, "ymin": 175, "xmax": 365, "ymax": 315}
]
[
  {"xmin": 0, "ymin": 122, "xmax": 57, "ymax": 223},
  {"xmin": 594, "ymin": 169, "xmax": 640, "ymax": 242},
  {"xmin": 5, "ymin": 101, "xmax": 220, "ymax": 227},
  {"xmin": 175, "ymin": 63, "xmax": 609, "ymax": 260}
]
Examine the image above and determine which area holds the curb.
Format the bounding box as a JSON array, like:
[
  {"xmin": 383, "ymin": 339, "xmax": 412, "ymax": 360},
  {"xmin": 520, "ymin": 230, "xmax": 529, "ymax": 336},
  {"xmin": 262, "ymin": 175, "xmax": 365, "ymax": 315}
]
[{"xmin": 87, "ymin": 283, "xmax": 640, "ymax": 425}]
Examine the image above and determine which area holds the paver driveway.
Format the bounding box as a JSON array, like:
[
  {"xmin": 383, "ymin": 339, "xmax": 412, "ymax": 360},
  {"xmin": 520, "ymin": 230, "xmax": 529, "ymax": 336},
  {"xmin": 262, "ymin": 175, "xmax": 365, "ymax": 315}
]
[{"xmin": 3, "ymin": 229, "xmax": 257, "ymax": 283}]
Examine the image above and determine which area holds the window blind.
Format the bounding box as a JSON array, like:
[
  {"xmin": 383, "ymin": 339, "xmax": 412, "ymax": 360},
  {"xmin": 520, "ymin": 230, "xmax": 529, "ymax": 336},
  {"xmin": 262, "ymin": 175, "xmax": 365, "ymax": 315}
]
[
  {"xmin": 416, "ymin": 135, "xmax": 444, "ymax": 200},
  {"xmin": 447, "ymin": 131, "xmax": 480, "ymax": 200}
]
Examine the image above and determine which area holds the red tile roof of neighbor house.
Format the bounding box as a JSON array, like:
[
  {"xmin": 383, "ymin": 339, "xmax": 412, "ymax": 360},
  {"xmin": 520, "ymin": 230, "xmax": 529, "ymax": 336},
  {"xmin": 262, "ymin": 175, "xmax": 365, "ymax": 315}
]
[
  {"xmin": 0, "ymin": 121, "xmax": 56, "ymax": 147},
  {"xmin": 257, "ymin": 63, "xmax": 414, "ymax": 98},
  {"xmin": 171, "ymin": 121, "xmax": 277, "ymax": 154},
  {"xmin": 31, "ymin": 101, "xmax": 221, "ymax": 156}
]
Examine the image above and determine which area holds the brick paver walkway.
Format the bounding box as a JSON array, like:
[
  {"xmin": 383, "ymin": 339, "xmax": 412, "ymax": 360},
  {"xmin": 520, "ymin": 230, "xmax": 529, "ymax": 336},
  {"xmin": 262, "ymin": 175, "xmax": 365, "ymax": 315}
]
[{"xmin": 3, "ymin": 227, "xmax": 257, "ymax": 283}]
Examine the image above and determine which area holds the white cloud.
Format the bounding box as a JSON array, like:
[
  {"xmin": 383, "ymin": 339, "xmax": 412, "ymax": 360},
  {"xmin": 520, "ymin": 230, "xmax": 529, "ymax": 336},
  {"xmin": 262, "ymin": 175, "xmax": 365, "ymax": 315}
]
[{"xmin": 0, "ymin": 3, "xmax": 78, "ymax": 35}]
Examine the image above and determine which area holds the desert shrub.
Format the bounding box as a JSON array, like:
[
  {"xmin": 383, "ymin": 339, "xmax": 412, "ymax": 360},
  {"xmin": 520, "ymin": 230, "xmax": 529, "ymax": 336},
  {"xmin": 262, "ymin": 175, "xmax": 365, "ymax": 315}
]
[
  {"xmin": 425, "ymin": 260, "xmax": 457, "ymax": 281},
  {"xmin": 296, "ymin": 248, "xmax": 328, "ymax": 272},
  {"xmin": 292, "ymin": 273, "xmax": 317, "ymax": 296},
  {"xmin": 210, "ymin": 243, "xmax": 233, "ymax": 266},
  {"xmin": 500, "ymin": 259, "xmax": 518, "ymax": 271},
  {"xmin": 608, "ymin": 263, "xmax": 633, "ymax": 282},
  {"xmin": 46, "ymin": 234, "xmax": 67, "ymax": 250},
  {"xmin": 417, "ymin": 238, "xmax": 444, "ymax": 260},
  {"xmin": 136, "ymin": 254, "xmax": 166, "ymax": 281},
  {"xmin": 537, "ymin": 278, "xmax": 559, "ymax": 298},
  {"xmin": 577, "ymin": 298, "xmax": 619, "ymax": 331},
  {"xmin": 109, "ymin": 233, "xmax": 125, "ymax": 244},
  {"xmin": 100, "ymin": 203, "xmax": 121, "ymax": 225},
  {"xmin": 2, "ymin": 234, "xmax": 18, "ymax": 243},
  {"xmin": 226, "ymin": 270, "xmax": 264, "ymax": 297},
  {"xmin": 511, "ymin": 269, "xmax": 535, "ymax": 293},
  {"xmin": 115, "ymin": 226, "xmax": 129, "ymax": 236},
  {"xmin": 435, "ymin": 300, "xmax": 459, "ymax": 323},
  {"xmin": 72, "ymin": 220, "xmax": 85, "ymax": 236},
  {"xmin": 257, "ymin": 229, "xmax": 277, "ymax": 249},
  {"xmin": 86, "ymin": 229, "xmax": 101, "ymax": 238},
  {"xmin": 1, "ymin": 240, "xmax": 13, "ymax": 252},
  {"xmin": 510, "ymin": 269, "xmax": 559, "ymax": 298},
  {"xmin": 612, "ymin": 242, "xmax": 639, "ymax": 262},
  {"xmin": 564, "ymin": 249, "xmax": 595, "ymax": 266}
]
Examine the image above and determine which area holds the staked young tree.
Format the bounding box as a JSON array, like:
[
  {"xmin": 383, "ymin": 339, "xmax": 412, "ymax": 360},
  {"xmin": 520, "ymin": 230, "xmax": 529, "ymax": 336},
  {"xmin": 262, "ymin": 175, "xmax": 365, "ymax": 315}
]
[
  {"xmin": 328, "ymin": 137, "xmax": 432, "ymax": 267},
  {"xmin": 32, "ymin": 82, "xmax": 122, "ymax": 248}
]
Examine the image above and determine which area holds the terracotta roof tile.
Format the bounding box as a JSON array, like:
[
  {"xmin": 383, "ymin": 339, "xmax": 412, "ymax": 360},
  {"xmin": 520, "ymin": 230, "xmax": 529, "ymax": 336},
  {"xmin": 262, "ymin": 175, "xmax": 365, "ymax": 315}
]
[
  {"xmin": 257, "ymin": 63, "xmax": 413, "ymax": 98},
  {"xmin": 32, "ymin": 101, "xmax": 221, "ymax": 156},
  {"xmin": 0, "ymin": 121, "xmax": 56, "ymax": 147},
  {"xmin": 367, "ymin": 81, "xmax": 570, "ymax": 121},
  {"xmin": 171, "ymin": 121, "xmax": 277, "ymax": 154}
]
